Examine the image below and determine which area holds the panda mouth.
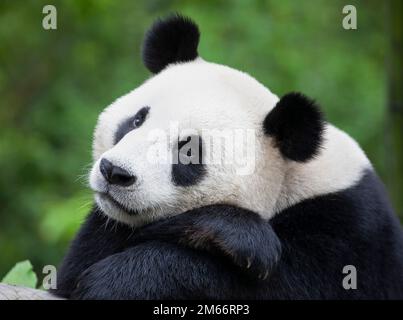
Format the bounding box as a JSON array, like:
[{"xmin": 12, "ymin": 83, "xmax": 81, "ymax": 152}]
[{"xmin": 97, "ymin": 192, "xmax": 141, "ymax": 216}]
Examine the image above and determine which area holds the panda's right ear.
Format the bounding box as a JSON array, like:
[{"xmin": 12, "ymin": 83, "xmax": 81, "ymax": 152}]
[
  {"xmin": 142, "ymin": 14, "xmax": 200, "ymax": 74},
  {"xmin": 263, "ymin": 92, "xmax": 325, "ymax": 162}
]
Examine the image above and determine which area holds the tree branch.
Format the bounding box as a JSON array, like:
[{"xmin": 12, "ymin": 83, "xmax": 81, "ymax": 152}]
[{"xmin": 0, "ymin": 284, "xmax": 63, "ymax": 300}]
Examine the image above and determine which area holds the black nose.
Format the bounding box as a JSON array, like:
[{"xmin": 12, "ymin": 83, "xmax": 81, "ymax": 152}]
[{"xmin": 99, "ymin": 158, "xmax": 136, "ymax": 187}]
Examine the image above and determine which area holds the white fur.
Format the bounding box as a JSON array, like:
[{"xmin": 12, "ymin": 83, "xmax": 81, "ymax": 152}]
[
  {"xmin": 89, "ymin": 58, "xmax": 371, "ymax": 225},
  {"xmin": 274, "ymin": 124, "xmax": 371, "ymax": 214}
]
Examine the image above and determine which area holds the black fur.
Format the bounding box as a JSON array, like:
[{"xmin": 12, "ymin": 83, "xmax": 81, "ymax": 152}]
[
  {"xmin": 134, "ymin": 205, "xmax": 282, "ymax": 280},
  {"xmin": 54, "ymin": 206, "xmax": 272, "ymax": 299},
  {"xmin": 263, "ymin": 92, "xmax": 324, "ymax": 162},
  {"xmin": 142, "ymin": 14, "xmax": 200, "ymax": 74},
  {"xmin": 52, "ymin": 209, "xmax": 135, "ymax": 298},
  {"xmin": 114, "ymin": 106, "xmax": 150, "ymax": 144},
  {"xmin": 54, "ymin": 169, "xmax": 403, "ymax": 299}
]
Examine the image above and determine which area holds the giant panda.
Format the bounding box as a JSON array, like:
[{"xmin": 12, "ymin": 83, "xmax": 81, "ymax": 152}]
[{"xmin": 53, "ymin": 14, "xmax": 403, "ymax": 300}]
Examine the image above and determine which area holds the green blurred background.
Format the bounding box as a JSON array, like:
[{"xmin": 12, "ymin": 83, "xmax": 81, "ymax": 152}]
[{"xmin": 0, "ymin": 0, "xmax": 402, "ymax": 278}]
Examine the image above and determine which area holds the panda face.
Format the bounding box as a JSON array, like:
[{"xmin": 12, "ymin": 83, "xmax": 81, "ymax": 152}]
[
  {"xmin": 89, "ymin": 59, "xmax": 284, "ymax": 225},
  {"xmin": 88, "ymin": 14, "xmax": 371, "ymax": 226}
]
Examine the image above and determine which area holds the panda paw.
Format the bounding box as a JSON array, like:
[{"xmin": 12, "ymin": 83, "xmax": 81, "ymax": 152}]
[
  {"xmin": 185, "ymin": 221, "xmax": 281, "ymax": 280},
  {"xmin": 181, "ymin": 205, "xmax": 282, "ymax": 280},
  {"xmin": 134, "ymin": 204, "xmax": 282, "ymax": 281}
]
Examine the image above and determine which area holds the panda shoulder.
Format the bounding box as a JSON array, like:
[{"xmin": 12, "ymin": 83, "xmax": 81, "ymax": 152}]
[{"xmin": 276, "ymin": 124, "xmax": 372, "ymax": 211}]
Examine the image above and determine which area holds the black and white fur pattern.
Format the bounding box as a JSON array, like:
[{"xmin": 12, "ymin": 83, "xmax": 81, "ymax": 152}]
[{"xmin": 54, "ymin": 14, "xmax": 403, "ymax": 299}]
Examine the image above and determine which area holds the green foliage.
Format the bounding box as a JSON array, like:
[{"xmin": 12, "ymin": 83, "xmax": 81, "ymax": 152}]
[
  {"xmin": 40, "ymin": 192, "xmax": 91, "ymax": 244},
  {"xmin": 1, "ymin": 260, "xmax": 38, "ymax": 288},
  {"xmin": 0, "ymin": 0, "xmax": 400, "ymax": 276}
]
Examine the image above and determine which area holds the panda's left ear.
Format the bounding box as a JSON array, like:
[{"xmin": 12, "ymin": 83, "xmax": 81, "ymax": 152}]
[
  {"xmin": 263, "ymin": 92, "xmax": 325, "ymax": 162},
  {"xmin": 142, "ymin": 14, "xmax": 200, "ymax": 74}
]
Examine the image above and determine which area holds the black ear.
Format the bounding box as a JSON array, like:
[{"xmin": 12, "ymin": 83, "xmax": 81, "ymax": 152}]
[
  {"xmin": 142, "ymin": 14, "xmax": 200, "ymax": 74},
  {"xmin": 263, "ymin": 92, "xmax": 325, "ymax": 162}
]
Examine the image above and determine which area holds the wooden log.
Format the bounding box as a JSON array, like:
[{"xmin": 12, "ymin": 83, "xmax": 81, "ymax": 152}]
[{"xmin": 0, "ymin": 284, "xmax": 63, "ymax": 300}]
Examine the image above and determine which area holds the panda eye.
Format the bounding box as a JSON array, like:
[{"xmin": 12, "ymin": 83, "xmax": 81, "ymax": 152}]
[
  {"xmin": 133, "ymin": 117, "xmax": 142, "ymax": 127},
  {"xmin": 114, "ymin": 106, "xmax": 150, "ymax": 144},
  {"xmin": 132, "ymin": 106, "xmax": 150, "ymax": 128}
]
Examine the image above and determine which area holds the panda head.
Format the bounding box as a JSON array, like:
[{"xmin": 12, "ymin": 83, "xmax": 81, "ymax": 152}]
[{"xmin": 89, "ymin": 14, "xmax": 365, "ymax": 226}]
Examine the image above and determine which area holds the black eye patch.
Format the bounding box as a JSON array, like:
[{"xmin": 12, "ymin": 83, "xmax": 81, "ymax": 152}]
[
  {"xmin": 172, "ymin": 135, "xmax": 206, "ymax": 187},
  {"xmin": 114, "ymin": 106, "xmax": 150, "ymax": 144}
]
